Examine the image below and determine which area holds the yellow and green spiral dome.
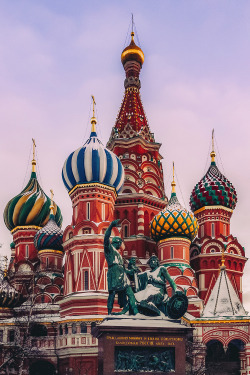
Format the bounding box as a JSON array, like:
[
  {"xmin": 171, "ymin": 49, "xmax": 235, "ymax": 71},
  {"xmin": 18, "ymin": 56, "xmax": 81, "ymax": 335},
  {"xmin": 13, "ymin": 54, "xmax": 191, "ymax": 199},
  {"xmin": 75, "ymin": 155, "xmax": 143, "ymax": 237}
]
[
  {"xmin": 151, "ymin": 191, "xmax": 198, "ymax": 242},
  {"xmin": 4, "ymin": 170, "xmax": 62, "ymax": 231}
]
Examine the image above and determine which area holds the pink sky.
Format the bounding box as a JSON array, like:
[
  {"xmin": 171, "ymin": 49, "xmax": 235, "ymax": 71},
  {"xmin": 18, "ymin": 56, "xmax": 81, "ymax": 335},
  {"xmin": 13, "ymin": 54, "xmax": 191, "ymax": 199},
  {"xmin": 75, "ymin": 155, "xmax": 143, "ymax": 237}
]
[{"xmin": 1, "ymin": 1, "xmax": 250, "ymax": 308}]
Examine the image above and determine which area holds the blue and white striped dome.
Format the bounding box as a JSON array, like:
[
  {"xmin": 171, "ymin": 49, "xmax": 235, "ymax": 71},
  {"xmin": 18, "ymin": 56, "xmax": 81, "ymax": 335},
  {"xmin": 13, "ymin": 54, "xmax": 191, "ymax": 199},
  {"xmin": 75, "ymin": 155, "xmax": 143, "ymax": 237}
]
[{"xmin": 62, "ymin": 120, "xmax": 125, "ymax": 193}]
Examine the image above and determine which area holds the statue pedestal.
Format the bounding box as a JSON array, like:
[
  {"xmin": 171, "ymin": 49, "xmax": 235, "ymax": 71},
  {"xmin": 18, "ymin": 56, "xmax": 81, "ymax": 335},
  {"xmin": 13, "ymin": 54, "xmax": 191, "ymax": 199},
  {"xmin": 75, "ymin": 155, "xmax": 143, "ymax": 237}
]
[{"xmin": 93, "ymin": 316, "xmax": 192, "ymax": 375}]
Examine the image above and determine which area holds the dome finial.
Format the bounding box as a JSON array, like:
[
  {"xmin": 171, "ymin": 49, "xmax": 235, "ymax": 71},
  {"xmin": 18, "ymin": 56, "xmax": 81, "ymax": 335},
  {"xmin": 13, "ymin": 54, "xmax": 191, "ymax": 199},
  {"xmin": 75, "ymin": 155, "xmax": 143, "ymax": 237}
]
[
  {"xmin": 50, "ymin": 189, "xmax": 54, "ymax": 217},
  {"xmin": 210, "ymin": 129, "xmax": 216, "ymax": 164},
  {"xmin": 131, "ymin": 13, "xmax": 135, "ymax": 41},
  {"xmin": 91, "ymin": 95, "xmax": 97, "ymax": 133},
  {"xmin": 171, "ymin": 162, "xmax": 176, "ymax": 195},
  {"xmin": 31, "ymin": 138, "xmax": 36, "ymax": 173}
]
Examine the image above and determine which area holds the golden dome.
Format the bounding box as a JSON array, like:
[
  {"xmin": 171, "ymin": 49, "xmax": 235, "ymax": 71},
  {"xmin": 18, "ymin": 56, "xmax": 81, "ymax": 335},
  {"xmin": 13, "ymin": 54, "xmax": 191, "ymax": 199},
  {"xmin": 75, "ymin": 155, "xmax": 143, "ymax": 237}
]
[{"xmin": 121, "ymin": 32, "xmax": 144, "ymax": 66}]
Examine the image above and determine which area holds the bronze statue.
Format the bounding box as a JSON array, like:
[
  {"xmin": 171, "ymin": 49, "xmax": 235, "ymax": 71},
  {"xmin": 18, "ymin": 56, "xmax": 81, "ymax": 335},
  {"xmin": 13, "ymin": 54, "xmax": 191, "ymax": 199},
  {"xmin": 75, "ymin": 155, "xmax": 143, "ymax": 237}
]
[
  {"xmin": 104, "ymin": 220, "xmax": 138, "ymax": 315},
  {"xmin": 135, "ymin": 255, "xmax": 188, "ymax": 318}
]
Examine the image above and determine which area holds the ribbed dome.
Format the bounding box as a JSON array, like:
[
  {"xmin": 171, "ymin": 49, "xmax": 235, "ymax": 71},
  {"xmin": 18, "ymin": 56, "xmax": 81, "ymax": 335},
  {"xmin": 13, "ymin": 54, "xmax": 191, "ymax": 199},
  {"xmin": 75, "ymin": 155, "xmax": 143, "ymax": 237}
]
[
  {"xmin": 62, "ymin": 120, "xmax": 125, "ymax": 193},
  {"xmin": 4, "ymin": 170, "xmax": 62, "ymax": 231},
  {"xmin": 190, "ymin": 161, "xmax": 237, "ymax": 212},
  {"xmin": 121, "ymin": 32, "xmax": 144, "ymax": 66},
  {"xmin": 34, "ymin": 211, "xmax": 63, "ymax": 251},
  {"xmin": 151, "ymin": 192, "xmax": 198, "ymax": 242}
]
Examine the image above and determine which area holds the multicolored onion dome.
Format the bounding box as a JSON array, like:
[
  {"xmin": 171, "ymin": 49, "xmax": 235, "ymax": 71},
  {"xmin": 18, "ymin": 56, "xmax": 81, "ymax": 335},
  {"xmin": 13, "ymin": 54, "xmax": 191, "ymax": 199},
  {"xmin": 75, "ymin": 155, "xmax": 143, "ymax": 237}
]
[
  {"xmin": 34, "ymin": 210, "xmax": 63, "ymax": 251},
  {"xmin": 121, "ymin": 31, "xmax": 144, "ymax": 66},
  {"xmin": 62, "ymin": 118, "xmax": 125, "ymax": 193},
  {"xmin": 151, "ymin": 192, "xmax": 198, "ymax": 242},
  {"xmin": 151, "ymin": 168, "xmax": 198, "ymax": 242},
  {"xmin": 4, "ymin": 169, "xmax": 62, "ymax": 232},
  {"xmin": 190, "ymin": 154, "xmax": 237, "ymax": 212}
]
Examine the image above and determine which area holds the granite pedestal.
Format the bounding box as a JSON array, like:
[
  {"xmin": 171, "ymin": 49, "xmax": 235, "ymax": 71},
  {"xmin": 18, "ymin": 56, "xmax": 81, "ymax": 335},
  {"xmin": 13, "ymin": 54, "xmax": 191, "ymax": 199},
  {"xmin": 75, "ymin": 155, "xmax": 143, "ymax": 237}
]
[{"xmin": 93, "ymin": 316, "xmax": 192, "ymax": 375}]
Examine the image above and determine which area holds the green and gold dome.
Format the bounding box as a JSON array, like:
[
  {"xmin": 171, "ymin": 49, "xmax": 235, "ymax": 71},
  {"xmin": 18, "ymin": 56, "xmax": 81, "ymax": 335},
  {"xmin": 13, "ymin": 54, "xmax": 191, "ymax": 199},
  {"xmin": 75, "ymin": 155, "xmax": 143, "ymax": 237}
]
[
  {"xmin": 4, "ymin": 142, "xmax": 62, "ymax": 231},
  {"xmin": 150, "ymin": 165, "xmax": 198, "ymax": 242}
]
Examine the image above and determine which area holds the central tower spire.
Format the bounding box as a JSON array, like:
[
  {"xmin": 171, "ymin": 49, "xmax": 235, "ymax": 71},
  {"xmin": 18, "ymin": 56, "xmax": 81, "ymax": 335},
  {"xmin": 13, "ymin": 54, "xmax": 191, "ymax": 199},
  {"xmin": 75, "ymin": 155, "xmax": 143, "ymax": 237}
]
[{"xmin": 107, "ymin": 25, "xmax": 167, "ymax": 260}]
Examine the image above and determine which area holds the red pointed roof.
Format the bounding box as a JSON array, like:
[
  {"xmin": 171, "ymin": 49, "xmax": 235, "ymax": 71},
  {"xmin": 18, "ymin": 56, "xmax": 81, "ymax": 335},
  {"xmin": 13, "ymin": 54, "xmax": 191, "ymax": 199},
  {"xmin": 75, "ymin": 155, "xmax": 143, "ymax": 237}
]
[{"xmin": 108, "ymin": 32, "xmax": 155, "ymax": 145}]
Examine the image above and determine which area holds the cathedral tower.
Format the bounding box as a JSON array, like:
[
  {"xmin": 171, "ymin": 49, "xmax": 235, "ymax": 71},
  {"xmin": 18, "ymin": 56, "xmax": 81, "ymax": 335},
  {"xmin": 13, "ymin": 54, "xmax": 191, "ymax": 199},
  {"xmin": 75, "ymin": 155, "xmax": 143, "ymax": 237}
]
[
  {"xmin": 107, "ymin": 32, "xmax": 167, "ymax": 259},
  {"xmin": 190, "ymin": 132, "xmax": 246, "ymax": 303},
  {"xmin": 60, "ymin": 105, "xmax": 124, "ymax": 317},
  {"xmin": 3, "ymin": 140, "xmax": 62, "ymax": 296}
]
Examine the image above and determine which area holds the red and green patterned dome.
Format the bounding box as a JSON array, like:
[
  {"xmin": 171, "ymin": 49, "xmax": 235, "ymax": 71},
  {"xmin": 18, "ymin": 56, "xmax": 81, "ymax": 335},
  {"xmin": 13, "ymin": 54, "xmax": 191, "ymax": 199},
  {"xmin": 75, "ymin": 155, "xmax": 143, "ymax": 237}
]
[
  {"xmin": 190, "ymin": 159, "xmax": 237, "ymax": 213},
  {"xmin": 151, "ymin": 171, "xmax": 198, "ymax": 242}
]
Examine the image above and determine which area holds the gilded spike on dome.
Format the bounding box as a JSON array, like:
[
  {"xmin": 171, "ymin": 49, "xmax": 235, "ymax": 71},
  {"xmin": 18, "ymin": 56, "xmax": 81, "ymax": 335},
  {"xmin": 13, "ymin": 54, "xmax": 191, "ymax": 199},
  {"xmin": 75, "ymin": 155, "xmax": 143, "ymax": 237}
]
[
  {"xmin": 50, "ymin": 189, "xmax": 54, "ymax": 217},
  {"xmin": 171, "ymin": 162, "xmax": 176, "ymax": 195},
  {"xmin": 210, "ymin": 129, "xmax": 216, "ymax": 164},
  {"xmin": 91, "ymin": 95, "xmax": 97, "ymax": 133},
  {"xmin": 31, "ymin": 138, "xmax": 36, "ymax": 174}
]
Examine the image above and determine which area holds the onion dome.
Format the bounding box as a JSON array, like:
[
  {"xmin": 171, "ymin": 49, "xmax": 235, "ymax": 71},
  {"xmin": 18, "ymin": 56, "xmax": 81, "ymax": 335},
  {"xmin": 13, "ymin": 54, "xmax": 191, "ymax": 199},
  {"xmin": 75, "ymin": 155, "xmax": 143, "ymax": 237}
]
[
  {"xmin": 10, "ymin": 242, "xmax": 15, "ymax": 250},
  {"xmin": 62, "ymin": 105, "xmax": 125, "ymax": 193},
  {"xmin": 190, "ymin": 133, "xmax": 237, "ymax": 212},
  {"xmin": 121, "ymin": 31, "xmax": 144, "ymax": 66},
  {"xmin": 151, "ymin": 164, "xmax": 198, "ymax": 242},
  {"xmin": 34, "ymin": 194, "xmax": 63, "ymax": 251},
  {"xmin": 4, "ymin": 141, "xmax": 62, "ymax": 231}
]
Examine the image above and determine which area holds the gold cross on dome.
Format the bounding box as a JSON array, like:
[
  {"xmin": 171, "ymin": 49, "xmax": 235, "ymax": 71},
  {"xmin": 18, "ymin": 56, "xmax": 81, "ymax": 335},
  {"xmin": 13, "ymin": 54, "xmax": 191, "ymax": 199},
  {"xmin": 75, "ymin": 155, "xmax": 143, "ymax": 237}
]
[
  {"xmin": 32, "ymin": 138, "xmax": 36, "ymax": 160},
  {"xmin": 91, "ymin": 95, "xmax": 96, "ymax": 118}
]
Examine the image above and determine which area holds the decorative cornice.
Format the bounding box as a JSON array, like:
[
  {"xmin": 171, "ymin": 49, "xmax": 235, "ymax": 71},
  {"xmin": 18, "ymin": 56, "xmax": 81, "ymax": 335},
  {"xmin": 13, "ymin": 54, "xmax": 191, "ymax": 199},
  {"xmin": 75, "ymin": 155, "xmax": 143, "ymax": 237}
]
[
  {"xmin": 69, "ymin": 183, "xmax": 117, "ymax": 197},
  {"xmin": 158, "ymin": 237, "xmax": 191, "ymax": 245},
  {"xmin": 194, "ymin": 206, "xmax": 233, "ymax": 215},
  {"xmin": 11, "ymin": 225, "xmax": 41, "ymax": 234}
]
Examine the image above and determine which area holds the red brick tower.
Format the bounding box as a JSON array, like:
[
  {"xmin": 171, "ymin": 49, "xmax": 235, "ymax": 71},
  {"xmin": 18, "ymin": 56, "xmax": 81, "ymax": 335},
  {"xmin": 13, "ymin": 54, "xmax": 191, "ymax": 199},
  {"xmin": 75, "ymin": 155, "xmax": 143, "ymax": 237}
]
[
  {"xmin": 60, "ymin": 108, "xmax": 124, "ymax": 317},
  {"xmin": 107, "ymin": 31, "xmax": 167, "ymax": 259},
  {"xmin": 190, "ymin": 132, "xmax": 246, "ymax": 304}
]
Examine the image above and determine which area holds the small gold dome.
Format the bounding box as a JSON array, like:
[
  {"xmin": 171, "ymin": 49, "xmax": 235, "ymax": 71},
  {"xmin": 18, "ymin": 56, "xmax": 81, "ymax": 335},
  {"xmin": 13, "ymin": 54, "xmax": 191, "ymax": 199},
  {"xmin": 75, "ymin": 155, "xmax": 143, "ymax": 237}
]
[{"xmin": 121, "ymin": 32, "xmax": 144, "ymax": 66}]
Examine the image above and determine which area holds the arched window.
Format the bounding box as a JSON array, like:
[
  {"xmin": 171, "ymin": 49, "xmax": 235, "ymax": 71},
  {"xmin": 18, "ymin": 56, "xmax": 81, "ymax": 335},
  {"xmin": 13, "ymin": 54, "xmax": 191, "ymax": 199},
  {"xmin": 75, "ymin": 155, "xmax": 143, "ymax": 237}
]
[
  {"xmin": 86, "ymin": 202, "xmax": 90, "ymax": 220},
  {"xmin": 91, "ymin": 322, "xmax": 96, "ymax": 334},
  {"xmin": 69, "ymin": 232, "xmax": 73, "ymax": 239},
  {"xmin": 84, "ymin": 271, "xmax": 89, "ymax": 291},
  {"xmin": 25, "ymin": 245, "xmax": 29, "ymax": 258},
  {"xmin": 72, "ymin": 323, "xmax": 77, "ymax": 334},
  {"xmin": 59, "ymin": 325, "xmax": 63, "ymax": 336},
  {"xmin": 211, "ymin": 223, "xmax": 215, "ymax": 238},
  {"xmin": 102, "ymin": 203, "xmax": 105, "ymax": 221},
  {"xmin": 80, "ymin": 322, "xmax": 87, "ymax": 333},
  {"xmin": 64, "ymin": 324, "xmax": 68, "ymax": 335},
  {"xmin": 201, "ymin": 225, "xmax": 204, "ymax": 237},
  {"xmin": 170, "ymin": 246, "xmax": 174, "ymax": 259},
  {"xmin": 124, "ymin": 225, "xmax": 128, "ymax": 238}
]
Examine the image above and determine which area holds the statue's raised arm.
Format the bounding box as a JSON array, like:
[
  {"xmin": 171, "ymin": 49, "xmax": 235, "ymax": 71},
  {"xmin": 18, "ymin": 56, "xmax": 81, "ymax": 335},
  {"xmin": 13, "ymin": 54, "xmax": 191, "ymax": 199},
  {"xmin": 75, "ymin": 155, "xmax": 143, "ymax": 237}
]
[
  {"xmin": 103, "ymin": 220, "xmax": 138, "ymax": 316},
  {"xmin": 104, "ymin": 219, "xmax": 120, "ymax": 253}
]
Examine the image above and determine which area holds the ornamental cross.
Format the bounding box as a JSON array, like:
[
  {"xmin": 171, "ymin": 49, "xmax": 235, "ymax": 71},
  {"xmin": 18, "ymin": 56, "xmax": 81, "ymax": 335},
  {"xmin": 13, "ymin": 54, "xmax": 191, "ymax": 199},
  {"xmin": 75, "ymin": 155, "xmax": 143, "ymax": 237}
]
[
  {"xmin": 91, "ymin": 95, "xmax": 96, "ymax": 118},
  {"xmin": 212, "ymin": 129, "xmax": 214, "ymax": 153},
  {"xmin": 32, "ymin": 138, "xmax": 36, "ymax": 160}
]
